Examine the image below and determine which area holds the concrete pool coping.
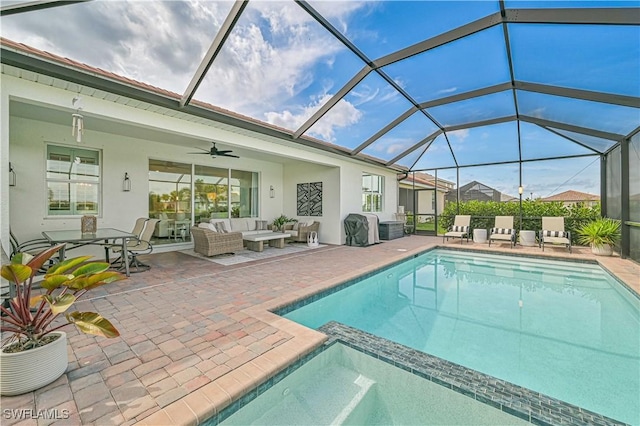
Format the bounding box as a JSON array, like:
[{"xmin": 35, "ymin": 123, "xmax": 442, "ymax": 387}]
[{"xmin": 2, "ymin": 236, "xmax": 637, "ymax": 425}]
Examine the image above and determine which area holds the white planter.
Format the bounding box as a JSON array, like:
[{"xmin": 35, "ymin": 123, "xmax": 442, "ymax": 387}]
[
  {"xmin": 591, "ymin": 244, "xmax": 613, "ymax": 256},
  {"xmin": 0, "ymin": 332, "xmax": 68, "ymax": 396}
]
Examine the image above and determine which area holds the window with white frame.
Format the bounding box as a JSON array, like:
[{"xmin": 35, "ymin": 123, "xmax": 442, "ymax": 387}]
[
  {"xmin": 362, "ymin": 173, "xmax": 384, "ymax": 212},
  {"xmin": 46, "ymin": 144, "xmax": 100, "ymax": 216}
]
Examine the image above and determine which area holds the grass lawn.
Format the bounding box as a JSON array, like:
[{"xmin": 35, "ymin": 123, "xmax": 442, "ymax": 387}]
[{"xmin": 413, "ymin": 221, "xmax": 447, "ymax": 235}]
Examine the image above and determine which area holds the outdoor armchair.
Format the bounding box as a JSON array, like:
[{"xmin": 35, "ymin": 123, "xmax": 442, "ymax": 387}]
[
  {"xmin": 443, "ymin": 215, "xmax": 471, "ymax": 244},
  {"xmin": 489, "ymin": 216, "xmax": 516, "ymax": 248},
  {"xmin": 284, "ymin": 221, "xmax": 320, "ymax": 243},
  {"xmin": 190, "ymin": 226, "xmax": 243, "ymax": 257},
  {"xmin": 539, "ymin": 217, "xmax": 572, "ymax": 253}
]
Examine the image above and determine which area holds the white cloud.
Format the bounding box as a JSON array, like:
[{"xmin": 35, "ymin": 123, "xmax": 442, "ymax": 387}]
[
  {"xmin": 449, "ymin": 129, "xmax": 469, "ymax": 141},
  {"xmin": 437, "ymin": 87, "xmax": 457, "ymax": 95},
  {"xmin": 268, "ymin": 94, "xmax": 362, "ymax": 141},
  {"xmin": 1, "ymin": 1, "xmax": 230, "ymax": 93},
  {"xmin": 196, "ymin": 2, "xmax": 353, "ymax": 121}
]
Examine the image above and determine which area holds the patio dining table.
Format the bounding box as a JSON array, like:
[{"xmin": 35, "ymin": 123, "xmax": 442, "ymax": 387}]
[{"xmin": 41, "ymin": 228, "xmax": 137, "ymax": 276}]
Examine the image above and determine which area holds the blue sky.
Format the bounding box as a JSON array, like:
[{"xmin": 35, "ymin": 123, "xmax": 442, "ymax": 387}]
[{"xmin": 2, "ymin": 0, "xmax": 638, "ymax": 196}]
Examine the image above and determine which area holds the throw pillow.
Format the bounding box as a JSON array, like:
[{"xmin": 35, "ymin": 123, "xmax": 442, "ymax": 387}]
[
  {"xmin": 198, "ymin": 223, "xmax": 217, "ymax": 232},
  {"xmin": 214, "ymin": 222, "xmax": 228, "ymax": 233},
  {"xmin": 292, "ymin": 222, "xmax": 299, "ymax": 231},
  {"xmin": 255, "ymin": 220, "xmax": 268, "ymax": 230}
]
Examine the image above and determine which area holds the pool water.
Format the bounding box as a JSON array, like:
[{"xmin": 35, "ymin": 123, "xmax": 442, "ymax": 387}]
[
  {"xmin": 285, "ymin": 249, "xmax": 640, "ymax": 424},
  {"xmin": 219, "ymin": 343, "xmax": 529, "ymax": 425}
]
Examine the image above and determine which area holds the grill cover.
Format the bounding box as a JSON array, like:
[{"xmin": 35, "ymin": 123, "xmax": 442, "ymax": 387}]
[{"xmin": 344, "ymin": 214, "xmax": 371, "ymax": 246}]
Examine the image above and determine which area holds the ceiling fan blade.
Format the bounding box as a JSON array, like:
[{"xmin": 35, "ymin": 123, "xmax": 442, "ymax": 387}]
[
  {"xmin": 220, "ymin": 153, "xmax": 239, "ymax": 158},
  {"xmin": 216, "ymin": 150, "xmax": 233, "ymax": 154},
  {"xmin": 187, "ymin": 152, "xmax": 213, "ymax": 154}
]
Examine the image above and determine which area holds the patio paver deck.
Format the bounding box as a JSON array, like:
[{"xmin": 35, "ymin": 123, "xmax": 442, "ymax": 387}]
[{"xmin": 1, "ymin": 236, "xmax": 638, "ymax": 425}]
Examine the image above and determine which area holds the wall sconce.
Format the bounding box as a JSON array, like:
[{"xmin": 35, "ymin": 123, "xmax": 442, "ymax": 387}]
[
  {"xmin": 9, "ymin": 162, "xmax": 16, "ymax": 187},
  {"xmin": 269, "ymin": 185, "xmax": 275, "ymax": 198},
  {"xmin": 518, "ymin": 186, "xmax": 524, "ymax": 195},
  {"xmin": 123, "ymin": 172, "xmax": 131, "ymax": 192}
]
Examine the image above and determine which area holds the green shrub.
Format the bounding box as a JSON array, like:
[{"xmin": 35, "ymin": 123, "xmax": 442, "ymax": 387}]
[{"xmin": 439, "ymin": 200, "xmax": 601, "ymax": 244}]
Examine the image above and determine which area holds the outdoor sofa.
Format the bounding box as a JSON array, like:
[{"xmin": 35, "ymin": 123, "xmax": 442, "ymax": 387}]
[{"xmin": 190, "ymin": 218, "xmax": 272, "ymax": 257}]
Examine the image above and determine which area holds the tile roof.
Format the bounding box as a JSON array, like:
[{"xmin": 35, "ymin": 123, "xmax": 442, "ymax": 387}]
[{"xmin": 540, "ymin": 190, "xmax": 600, "ymax": 202}]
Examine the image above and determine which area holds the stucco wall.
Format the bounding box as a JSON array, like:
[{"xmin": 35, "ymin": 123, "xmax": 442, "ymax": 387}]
[
  {"xmin": 8, "ymin": 115, "xmax": 284, "ymax": 257},
  {"xmin": 282, "ymin": 162, "xmax": 340, "ymax": 244}
]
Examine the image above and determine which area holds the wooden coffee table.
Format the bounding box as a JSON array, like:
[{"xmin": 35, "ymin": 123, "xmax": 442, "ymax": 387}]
[{"xmin": 243, "ymin": 232, "xmax": 291, "ymax": 252}]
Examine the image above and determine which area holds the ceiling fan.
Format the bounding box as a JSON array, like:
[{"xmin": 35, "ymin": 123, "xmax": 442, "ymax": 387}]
[{"xmin": 188, "ymin": 141, "xmax": 239, "ymax": 158}]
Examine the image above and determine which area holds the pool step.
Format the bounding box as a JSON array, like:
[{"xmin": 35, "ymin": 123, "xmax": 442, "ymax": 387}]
[{"xmin": 246, "ymin": 365, "xmax": 375, "ymax": 425}]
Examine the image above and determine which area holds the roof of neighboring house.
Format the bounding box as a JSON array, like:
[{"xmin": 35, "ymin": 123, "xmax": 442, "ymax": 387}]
[
  {"xmin": 399, "ymin": 172, "xmax": 453, "ymax": 191},
  {"xmin": 540, "ymin": 190, "xmax": 600, "ymax": 202}
]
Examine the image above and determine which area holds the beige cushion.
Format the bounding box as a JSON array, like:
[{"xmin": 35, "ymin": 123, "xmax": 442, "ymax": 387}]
[{"xmin": 198, "ymin": 222, "xmax": 217, "ymax": 232}]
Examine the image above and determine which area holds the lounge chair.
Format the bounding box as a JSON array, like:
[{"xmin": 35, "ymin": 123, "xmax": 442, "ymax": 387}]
[
  {"xmin": 539, "ymin": 217, "xmax": 571, "ymax": 253},
  {"xmin": 443, "ymin": 215, "xmax": 471, "ymax": 244},
  {"xmin": 488, "ymin": 216, "xmax": 516, "ymax": 248}
]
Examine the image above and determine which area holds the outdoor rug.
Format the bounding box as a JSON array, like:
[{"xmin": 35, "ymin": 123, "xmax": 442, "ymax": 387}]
[{"xmin": 180, "ymin": 243, "xmax": 327, "ymax": 266}]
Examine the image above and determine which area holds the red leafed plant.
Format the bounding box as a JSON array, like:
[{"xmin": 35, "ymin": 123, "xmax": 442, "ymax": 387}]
[{"xmin": 1, "ymin": 244, "xmax": 126, "ymax": 353}]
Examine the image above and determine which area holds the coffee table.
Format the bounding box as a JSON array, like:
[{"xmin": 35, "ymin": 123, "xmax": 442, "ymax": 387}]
[{"xmin": 243, "ymin": 232, "xmax": 291, "ymax": 252}]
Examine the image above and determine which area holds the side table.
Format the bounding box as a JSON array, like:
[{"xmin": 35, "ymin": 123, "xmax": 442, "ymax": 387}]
[
  {"xmin": 520, "ymin": 230, "xmax": 536, "ymax": 246},
  {"xmin": 473, "ymin": 229, "xmax": 487, "ymax": 244}
]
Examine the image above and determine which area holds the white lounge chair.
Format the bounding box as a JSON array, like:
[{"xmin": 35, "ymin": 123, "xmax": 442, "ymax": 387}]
[
  {"xmin": 443, "ymin": 215, "xmax": 471, "ymax": 244},
  {"xmin": 488, "ymin": 216, "xmax": 516, "ymax": 248},
  {"xmin": 539, "ymin": 217, "xmax": 571, "ymax": 253}
]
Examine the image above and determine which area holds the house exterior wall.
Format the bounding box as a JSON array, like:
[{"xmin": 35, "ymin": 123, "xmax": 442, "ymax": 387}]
[
  {"xmin": 2, "ymin": 73, "xmax": 399, "ymax": 251},
  {"xmin": 283, "ymin": 163, "xmax": 340, "ymax": 244}
]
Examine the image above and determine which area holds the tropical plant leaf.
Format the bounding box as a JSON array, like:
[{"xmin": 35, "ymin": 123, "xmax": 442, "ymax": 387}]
[
  {"xmin": 72, "ymin": 262, "xmax": 110, "ymax": 276},
  {"xmin": 66, "ymin": 311, "xmax": 119, "ymax": 338},
  {"xmin": 24, "ymin": 244, "xmax": 64, "ymax": 272},
  {"xmin": 46, "ymin": 256, "xmax": 92, "ymax": 275},
  {"xmin": 11, "ymin": 252, "xmax": 33, "ymax": 265},
  {"xmin": 44, "ymin": 294, "xmax": 76, "ymax": 315},
  {"xmin": 40, "ymin": 275, "xmax": 73, "ymax": 291},
  {"xmin": 30, "ymin": 294, "xmax": 44, "ymax": 307},
  {"xmin": 64, "ymin": 277, "xmax": 89, "ymax": 290},
  {"xmin": 1, "ymin": 264, "xmax": 32, "ymax": 284}
]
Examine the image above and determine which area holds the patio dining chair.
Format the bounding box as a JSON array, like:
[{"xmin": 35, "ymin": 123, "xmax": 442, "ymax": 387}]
[
  {"xmin": 9, "ymin": 229, "xmax": 59, "ymax": 271},
  {"xmin": 112, "ymin": 218, "xmax": 159, "ymax": 272},
  {"xmin": 539, "ymin": 217, "xmax": 572, "ymax": 253},
  {"xmin": 488, "ymin": 216, "xmax": 516, "ymax": 248},
  {"xmin": 443, "ymin": 215, "xmax": 471, "ymax": 244}
]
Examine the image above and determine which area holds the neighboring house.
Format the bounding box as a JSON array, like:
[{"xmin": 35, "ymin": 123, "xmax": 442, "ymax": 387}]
[
  {"xmin": 398, "ymin": 172, "xmax": 454, "ymax": 221},
  {"xmin": 539, "ymin": 190, "xmax": 600, "ymax": 207},
  {"xmin": 445, "ymin": 180, "xmax": 508, "ymax": 203}
]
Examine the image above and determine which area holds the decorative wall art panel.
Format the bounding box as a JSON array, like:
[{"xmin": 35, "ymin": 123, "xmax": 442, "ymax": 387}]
[{"xmin": 297, "ymin": 182, "xmax": 322, "ymax": 216}]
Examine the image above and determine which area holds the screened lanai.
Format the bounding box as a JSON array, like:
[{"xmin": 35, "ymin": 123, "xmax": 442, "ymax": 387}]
[{"xmin": 1, "ymin": 0, "xmax": 639, "ymax": 260}]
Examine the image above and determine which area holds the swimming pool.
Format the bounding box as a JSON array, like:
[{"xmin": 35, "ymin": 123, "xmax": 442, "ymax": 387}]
[
  {"xmin": 218, "ymin": 342, "xmax": 529, "ymax": 425},
  {"xmin": 283, "ymin": 249, "xmax": 640, "ymax": 424}
]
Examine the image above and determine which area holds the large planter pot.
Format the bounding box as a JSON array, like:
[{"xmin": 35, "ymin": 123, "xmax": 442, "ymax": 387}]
[
  {"xmin": 0, "ymin": 332, "xmax": 68, "ymax": 396},
  {"xmin": 591, "ymin": 243, "xmax": 613, "ymax": 256}
]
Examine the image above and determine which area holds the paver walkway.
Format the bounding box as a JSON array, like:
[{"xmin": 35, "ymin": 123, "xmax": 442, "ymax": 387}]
[{"xmin": 1, "ymin": 236, "xmax": 637, "ymax": 425}]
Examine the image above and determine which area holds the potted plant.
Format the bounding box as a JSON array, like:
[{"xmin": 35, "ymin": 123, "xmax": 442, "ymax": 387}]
[
  {"xmin": 272, "ymin": 215, "xmax": 297, "ymax": 232},
  {"xmin": 577, "ymin": 217, "xmax": 621, "ymax": 256},
  {"xmin": 1, "ymin": 244, "xmax": 126, "ymax": 395}
]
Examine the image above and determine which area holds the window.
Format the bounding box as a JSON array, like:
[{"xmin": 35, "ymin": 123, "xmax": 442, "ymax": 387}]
[
  {"xmin": 362, "ymin": 173, "xmax": 384, "ymax": 212},
  {"xmin": 149, "ymin": 160, "xmax": 260, "ymax": 245},
  {"xmin": 46, "ymin": 145, "xmax": 100, "ymax": 216},
  {"xmin": 230, "ymin": 170, "xmax": 259, "ymax": 218}
]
